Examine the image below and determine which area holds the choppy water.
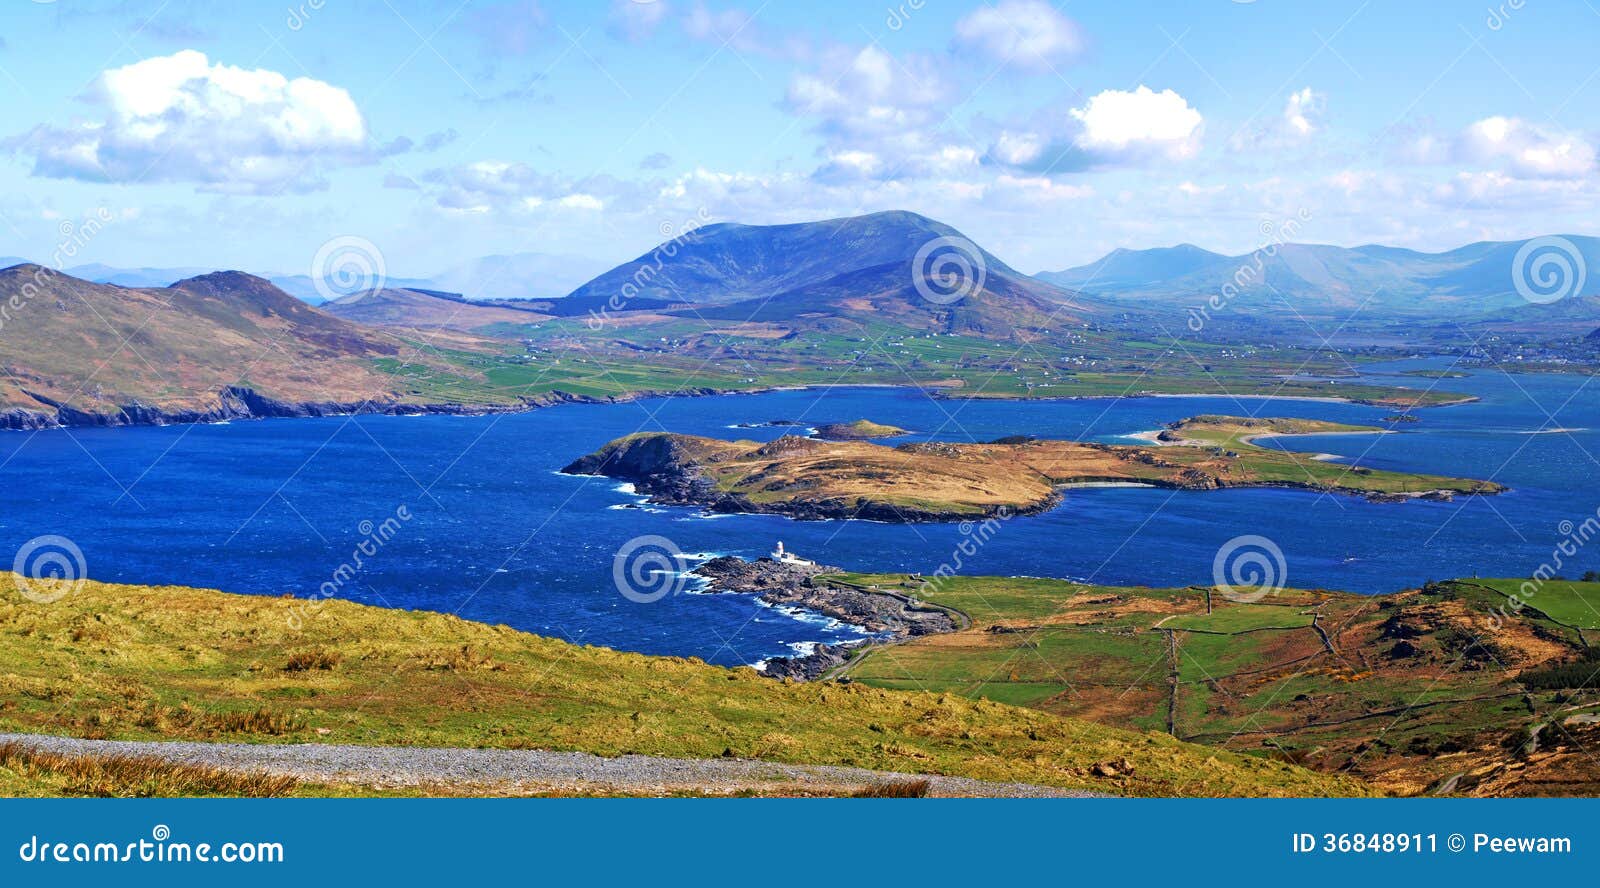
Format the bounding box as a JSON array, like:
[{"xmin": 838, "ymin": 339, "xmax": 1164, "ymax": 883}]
[{"xmin": 2, "ymin": 357, "xmax": 1595, "ymax": 665}]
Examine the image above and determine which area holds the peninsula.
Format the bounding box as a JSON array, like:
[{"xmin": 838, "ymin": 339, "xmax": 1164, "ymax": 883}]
[{"xmin": 563, "ymin": 416, "xmax": 1505, "ymax": 522}]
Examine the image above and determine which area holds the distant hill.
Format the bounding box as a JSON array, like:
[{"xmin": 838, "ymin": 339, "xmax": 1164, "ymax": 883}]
[
  {"xmin": 324, "ymin": 286, "xmax": 553, "ymax": 332},
  {"xmin": 0, "ymin": 265, "xmax": 491, "ymax": 428},
  {"xmin": 66, "ymin": 263, "xmax": 213, "ymax": 289},
  {"xmin": 429, "ymin": 252, "xmax": 607, "ymax": 302},
  {"xmin": 1040, "ymin": 236, "xmax": 1600, "ymax": 319}
]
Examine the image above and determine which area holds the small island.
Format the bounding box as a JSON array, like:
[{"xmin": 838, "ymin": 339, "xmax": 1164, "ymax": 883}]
[
  {"xmin": 812, "ymin": 419, "xmax": 909, "ymax": 440},
  {"xmin": 563, "ymin": 415, "xmax": 1505, "ymax": 522}
]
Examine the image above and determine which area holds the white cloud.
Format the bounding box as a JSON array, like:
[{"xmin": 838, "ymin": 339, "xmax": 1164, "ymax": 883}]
[
  {"xmin": 785, "ymin": 45, "xmax": 973, "ymax": 181},
  {"xmin": 429, "ymin": 161, "xmax": 614, "ymax": 214},
  {"xmin": 952, "ymin": 0, "xmax": 1085, "ymax": 73},
  {"xmin": 11, "ymin": 50, "xmax": 371, "ymax": 194},
  {"xmin": 1229, "ymin": 87, "xmax": 1325, "ymax": 154},
  {"xmin": 1070, "ymin": 86, "xmax": 1203, "ymax": 158},
  {"xmin": 1457, "ymin": 116, "xmax": 1595, "ymax": 179},
  {"xmin": 987, "ymin": 85, "xmax": 1203, "ymax": 173},
  {"xmin": 1283, "ymin": 87, "xmax": 1324, "ymax": 137}
]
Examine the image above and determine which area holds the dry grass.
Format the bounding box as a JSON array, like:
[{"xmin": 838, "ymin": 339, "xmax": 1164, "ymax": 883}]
[
  {"xmin": 0, "ymin": 574, "xmax": 1371, "ymax": 797},
  {"xmin": 851, "ymin": 778, "xmax": 932, "ymax": 798},
  {"xmin": 284, "ymin": 649, "xmax": 342, "ymax": 672},
  {"xmin": 0, "ymin": 741, "xmax": 298, "ymax": 798}
]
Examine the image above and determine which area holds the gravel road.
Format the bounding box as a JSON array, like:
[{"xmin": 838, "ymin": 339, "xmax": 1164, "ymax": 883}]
[{"xmin": 0, "ymin": 733, "xmax": 1102, "ymax": 798}]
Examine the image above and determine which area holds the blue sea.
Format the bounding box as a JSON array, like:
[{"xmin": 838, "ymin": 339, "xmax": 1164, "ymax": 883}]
[{"xmin": 2, "ymin": 357, "xmax": 1595, "ymax": 666}]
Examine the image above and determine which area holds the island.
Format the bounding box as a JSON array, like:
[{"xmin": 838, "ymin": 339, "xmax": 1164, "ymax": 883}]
[
  {"xmin": 562, "ymin": 415, "xmax": 1506, "ymax": 522},
  {"xmin": 811, "ymin": 419, "xmax": 910, "ymax": 440}
]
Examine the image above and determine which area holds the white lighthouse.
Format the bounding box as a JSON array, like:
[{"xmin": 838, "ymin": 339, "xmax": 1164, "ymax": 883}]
[{"xmin": 770, "ymin": 541, "xmax": 815, "ymax": 567}]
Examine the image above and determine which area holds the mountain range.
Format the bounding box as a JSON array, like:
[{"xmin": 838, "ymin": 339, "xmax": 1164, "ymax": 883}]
[
  {"xmin": 0, "ymin": 251, "xmax": 609, "ymax": 307},
  {"xmin": 0, "ymin": 266, "xmax": 505, "ymax": 429},
  {"xmin": 1040, "ymin": 236, "xmax": 1600, "ymax": 318}
]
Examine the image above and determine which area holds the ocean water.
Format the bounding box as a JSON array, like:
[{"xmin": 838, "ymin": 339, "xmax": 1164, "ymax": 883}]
[{"xmin": 1, "ymin": 357, "xmax": 1595, "ymax": 666}]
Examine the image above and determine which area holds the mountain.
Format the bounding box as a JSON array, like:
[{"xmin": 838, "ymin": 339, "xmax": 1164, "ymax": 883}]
[
  {"xmin": 66, "ymin": 263, "xmax": 213, "ymax": 289},
  {"xmin": 324, "ymin": 286, "xmax": 553, "ymax": 332},
  {"xmin": 429, "ymin": 252, "xmax": 606, "ymax": 302},
  {"xmin": 672, "ymin": 257, "xmax": 1085, "ymax": 337},
  {"xmin": 265, "ymin": 272, "xmax": 443, "ymax": 306},
  {"xmin": 561, "ymin": 210, "xmax": 1087, "ymax": 338},
  {"xmin": 1040, "ymin": 236, "xmax": 1600, "ymax": 318},
  {"xmin": 0, "ymin": 265, "xmax": 491, "ymax": 428},
  {"xmin": 1045, "ymin": 244, "xmax": 1229, "ymax": 291},
  {"xmin": 563, "ymin": 211, "xmax": 1059, "ymax": 305}
]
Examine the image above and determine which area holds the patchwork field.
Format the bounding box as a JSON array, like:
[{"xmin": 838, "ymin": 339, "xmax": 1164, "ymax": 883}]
[{"xmin": 835, "ymin": 573, "xmax": 1600, "ymax": 796}]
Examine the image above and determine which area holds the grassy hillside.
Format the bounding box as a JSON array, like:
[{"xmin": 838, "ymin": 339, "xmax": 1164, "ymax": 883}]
[
  {"xmin": 834, "ymin": 573, "xmax": 1600, "ymax": 796},
  {"xmin": 0, "ymin": 574, "xmax": 1366, "ymax": 798}
]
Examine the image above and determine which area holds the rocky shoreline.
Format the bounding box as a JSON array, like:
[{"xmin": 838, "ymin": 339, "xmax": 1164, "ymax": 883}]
[
  {"xmin": 0, "ymin": 385, "xmax": 728, "ymax": 432},
  {"xmin": 691, "ymin": 556, "xmax": 962, "ymax": 680},
  {"xmin": 562, "ymin": 433, "xmax": 1059, "ymax": 522}
]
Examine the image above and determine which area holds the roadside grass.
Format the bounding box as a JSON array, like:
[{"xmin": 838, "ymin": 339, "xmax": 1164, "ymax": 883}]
[
  {"xmin": 0, "ymin": 574, "xmax": 1368, "ymax": 798},
  {"xmin": 0, "ymin": 741, "xmax": 298, "ymax": 798}
]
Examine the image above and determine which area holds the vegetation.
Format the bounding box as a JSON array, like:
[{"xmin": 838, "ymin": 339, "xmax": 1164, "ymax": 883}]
[
  {"xmin": 0, "ymin": 574, "xmax": 1366, "ymax": 797},
  {"xmin": 0, "ymin": 741, "xmax": 299, "ymax": 798},
  {"xmin": 839, "ymin": 573, "xmax": 1600, "ymax": 796},
  {"xmin": 568, "ymin": 416, "xmax": 1502, "ymax": 522}
]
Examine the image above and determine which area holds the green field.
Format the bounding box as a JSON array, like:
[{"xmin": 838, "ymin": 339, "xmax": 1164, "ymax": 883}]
[{"xmin": 837, "ymin": 573, "xmax": 1598, "ymax": 794}]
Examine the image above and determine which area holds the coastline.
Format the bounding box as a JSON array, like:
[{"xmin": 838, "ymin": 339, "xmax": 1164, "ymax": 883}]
[{"xmin": 0, "ymin": 376, "xmax": 1487, "ymax": 433}]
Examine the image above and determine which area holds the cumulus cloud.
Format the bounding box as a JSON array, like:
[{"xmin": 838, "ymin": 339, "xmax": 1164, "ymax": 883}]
[
  {"xmin": 1071, "ymin": 86, "xmax": 1203, "ymax": 158},
  {"xmin": 952, "ymin": 0, "xmax": 1085, "ymax": 72},
  {"xmin": 987, "ymin": 85, "xmax": 1203, "ymax": 173},
  {"xmin": 8, "ymin": 50, "xmax": 371, "ymax": 194},
  {"xmin": 1457, "ymin": 116, "xmax": 1595, "ymax": 179},
  {"xmin": 1229, "ymin": 87, "xmax": 1325, "ymax": 153},
  {"xmin": 1283, "ymin": 87, "xmax": 1324, "ymax": 138},
  {"xmin": 1392, "ymin": 115, "xmax": 1596, "ymax": 181},
  {"xmin": 428, "ymin": 160, "xmax": 615, "ymax": 214},
  {"xmin": 784, "ymin": 45, "xmax": 977, "ymax": 181}
]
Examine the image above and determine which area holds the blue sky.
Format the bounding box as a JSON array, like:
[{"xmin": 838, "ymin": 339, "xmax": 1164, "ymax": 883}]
[{"xmin": 2, "ymin": 0, "xmax": 1599, "ymax": 285}]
